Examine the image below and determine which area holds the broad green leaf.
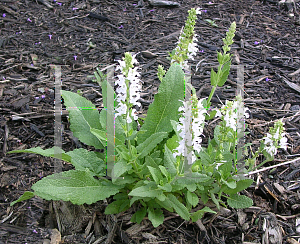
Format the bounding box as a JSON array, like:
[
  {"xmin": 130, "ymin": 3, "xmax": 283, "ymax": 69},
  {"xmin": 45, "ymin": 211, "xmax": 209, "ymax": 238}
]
[
  {"xmin": 140, "ymin": 156, "xmax": 160, "ymax": 176},
  {"xmin": 210, "ymin": 68, "xmax": 218, "ymax": 86},
  {"xmin": 66, "ymin": 148, "xmax": 106, "ymax": 176},
  {"xmin": 219, "ymin": 161, "xmax": 233, "ymax": 179},
  {"xmin": 166, "ymin": 134, "xmax": 179, "ymax": 152},
  {"xmin": 105, "ymin": 199, "xmax": 130, "ymax": 214},
  {"xmin": 157, "ymin": 183, "xmax": 172, "ymax": 192},
  {"xmin": 158, "ymin": 165, "xmax": 171, "ymax": 181},
  {"xmin": 227, "ymin": 194, "xmax": 253, "ymax": 209},
  {"xmin": 191, "ymin": 206, "xmax": 216, "ymax": 222},
  {"xmin": 147, "ymin": 166, "xmax": 163, "ymax": 185},
  {"xmin": 10, "ymin": 191, "xmax": 35, "ymax": 206},
  {"xmin": 89, "ymin": 128, "xmax": 106, "ymax": 146},
  {"xmin": 176, "ymin": 172, "xmax": 211, "ymax": 184},
  {"xmin": 167, "ymin": 194, "xmax": 190, "ymax": 221},
  {"xmin": 112, "ymin": 159, "xmax": 132, "ymax": 181},
  {"xmin": 217, "ymin": 51, "xmax": 223, "ymax": 64},
  {"xmin": 213, "ymin": 125, "xmax": 221, "ymax": 145},
  {"xmin": 111, "ymin": 175, "xmax": 136, "ymax": 186},
  {"xmin": 155, "ymin": 198, "xmax": 174, "ymax": 212},
  {"xmin": 99, "ymin": 110, "xmax": 125, "ymax": 143},
  {"xmin": 210, "ymin": 192, "xmax": 220, "ymax": 210},
  {"xmin": 130, "ymin": 196, "xmax": 152, "ymax": 206},
  {"xmin": 206, "ymin": 110, "xmax": 217, "ymax": 120},
  {"xmin": 148, "ymin": 208, "xmax": 164, "ymax": 228},
  {"xmin": 61, "ymin": 90, "xmax": 103, "ymax": 149},
  {"xmin": 115, "ymin": 144, "xmax": 131, "ymax": 161},
  {"xmin": 221, "ymin": 179, "xmax": 236, "ymax": 189},
  {"xmin": 218, "ymin": 61, "xmax": 231, "ymax": 87},
  {"xmin": 8, "ymin": 147, "xmax": 71, "ymax": 162},
  {"xmin": 31, "ymin": 170, "xmax": 120, "ymax": 205},
  {"xmin": 186, "ymin": 183, "xmax": 197, "ymax": 192},
  {"xmin": 224, "ymin": 179, "xmax": 254, "ymax": 195},
  {"xmin": 128, "ymin": 183, "xmax": 162, "ymax": 198},
  {"xmin": 137, "ymin": 63, "xmax": 185, "ymax": 144},
  {"xmin": 90, "ymin": 128, "xmax": 124, "ymax": 147},
  {"xmin": 136, "ymin": 132, "xmax": 168, "ymax": 158},
  {"xmin": 164, "ymin": 145, "xmax": 177, "ymax": 177},
  {"xmin": 186, "ymin": 191, "xmax": 199, "ymax": 207},
  {"xmin": 131, "ymin": 207, "xmax": 147, "ymax": 224},
  {"xmin": 150, "ymin": 151, "xmax": 162, "ymax": 165},
  {"xmin": 113, "ymin": 192, "xmax": 128, "ymax": 200}
]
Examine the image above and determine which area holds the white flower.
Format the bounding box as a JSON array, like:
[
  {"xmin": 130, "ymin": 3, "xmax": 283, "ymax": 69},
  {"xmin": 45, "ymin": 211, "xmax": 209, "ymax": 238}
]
[
  {"xmin": 280, "ymin": 136, "xmax": 287, "ymax": 149},
  {"xmin": 262, "ymin": 128, "xmax": 287, "ymax": 157},
  {"xmin": 187, "ymin": 42, "xmax": 198, "ymax": 60},
  {"xmin": 116, "ymin": 60, "xmax": 126, "ymax": 71},
  {"xmin": 126, "ymin": 113, "xmax": 132, "ymax": 124},
  {"xmin": 173, "ymin": 98, "xmax": 206, "ymax": 164},
  {"xmin": 114, "ymin": 53, "xmax": 142, "ymax": 123},
  {"xmin": 196, "ymin": 8, "xmax": 202, "ymax": 15},
  {"xmin": 266, "ymin": 145, "xmax": 277, "ymax": 156},
  {"xmin": 264, "ymin": 133, "xmax": 273, "ymax": 145},
  {"xmin": 218, "ymin": 97, "xmax": 250, "ymax": 132},
  {"xmin": 115, "ymin": 102, "xmax": 127, "ymax": 117}
]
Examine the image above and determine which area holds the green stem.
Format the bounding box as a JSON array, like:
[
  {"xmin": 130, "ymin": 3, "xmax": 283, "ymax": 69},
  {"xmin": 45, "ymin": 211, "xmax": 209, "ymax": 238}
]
[{"xmin": 207, "ymin": 85, "xmax": 217, "ymax": 105}]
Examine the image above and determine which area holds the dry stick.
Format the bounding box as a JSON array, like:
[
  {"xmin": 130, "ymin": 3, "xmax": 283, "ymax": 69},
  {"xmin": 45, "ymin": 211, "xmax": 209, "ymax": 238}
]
[{"xmin": 245, "ymin": 157, "xmax": 300, "ymax": 176}]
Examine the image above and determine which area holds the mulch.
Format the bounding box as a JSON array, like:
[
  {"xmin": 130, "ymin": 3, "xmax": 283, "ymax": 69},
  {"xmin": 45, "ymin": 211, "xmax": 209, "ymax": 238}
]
[{"xmin": 0, "ymin": 0, "xmax": 300, "ymax": 243}]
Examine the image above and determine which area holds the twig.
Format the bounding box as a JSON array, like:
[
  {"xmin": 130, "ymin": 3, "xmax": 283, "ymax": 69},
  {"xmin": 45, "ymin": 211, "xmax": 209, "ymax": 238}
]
[{"xmin": 245, "ymin": 157, "xmax": 300, "ymax": 176}]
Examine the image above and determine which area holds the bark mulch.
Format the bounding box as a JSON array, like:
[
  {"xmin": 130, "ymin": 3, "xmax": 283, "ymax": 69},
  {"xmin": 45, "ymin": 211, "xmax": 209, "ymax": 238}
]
[{"xmin": 0, "ymin": 0, "xmax": 300, "ymax": 243}]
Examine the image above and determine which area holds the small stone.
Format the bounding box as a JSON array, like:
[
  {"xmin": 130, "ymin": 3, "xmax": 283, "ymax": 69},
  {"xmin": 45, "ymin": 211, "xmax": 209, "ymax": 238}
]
[{"xmin": 290, "ymin": 105, "xmax": 300, "ymax": 111}]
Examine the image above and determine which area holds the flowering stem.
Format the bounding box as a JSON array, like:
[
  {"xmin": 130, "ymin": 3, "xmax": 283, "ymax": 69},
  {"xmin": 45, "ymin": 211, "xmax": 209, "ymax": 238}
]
[{"xmin": 207, "ymin": 85, "xmax": 216, "ymax": 105}]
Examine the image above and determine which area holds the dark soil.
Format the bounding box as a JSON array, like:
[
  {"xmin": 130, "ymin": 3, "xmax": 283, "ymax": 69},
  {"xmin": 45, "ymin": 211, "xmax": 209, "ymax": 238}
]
[{"xmin": 0, "ymin": 0, "xmax": 300, "ymax": 243}]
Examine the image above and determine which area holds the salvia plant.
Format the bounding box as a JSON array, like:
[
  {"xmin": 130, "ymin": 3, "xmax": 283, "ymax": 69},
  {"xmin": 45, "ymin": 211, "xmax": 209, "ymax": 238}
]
[{"xmin": 9, "ymin": 8, "xmax": 288, "ymax": 228}]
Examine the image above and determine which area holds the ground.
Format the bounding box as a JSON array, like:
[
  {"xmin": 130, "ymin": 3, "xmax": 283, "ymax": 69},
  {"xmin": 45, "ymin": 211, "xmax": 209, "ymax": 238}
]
[{"xmin": 0, "ymin": 0, "xmax": 300, "ymax": 243}]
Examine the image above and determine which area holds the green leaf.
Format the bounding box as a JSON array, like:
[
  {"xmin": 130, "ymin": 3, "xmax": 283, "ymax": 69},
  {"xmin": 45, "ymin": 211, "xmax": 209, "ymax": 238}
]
[
  {"xmin": 111, "ymin": 175, "xmax": 136, "ymax": 186},
  {"xmin": 210, "ymin": 68, "xmax": 218, "ymax": 86},
  {"xmin": 164, "ymin": 145, "xmax": 177, "ymax": 177},
  {"xmin": 158, "ymin": 182, "xmax": 172, "ymax": 192},
  {"xmin": 31, "ymin": 170, "xmax": 120, "ymax": 205},
  {"xmin": 66, "ymin": 148, "xmax": 106, "ymax": 176},
  {"xmin": 175, "ymin": 172, "xmax": 211, "ymax": 184},
  {"xmin": 136, "ymin": 132, "xmax": 168, "ymax": 158},
  {"xmin": 167, "ymin": 194, "xmax": 190, "ymax": 221},
  {"xmin": 105, "ymin": 199, "xmax": 130, "ymax": 214},
  {"xmin": 137, "ymin": 63, "xmax": 185, "ymax": 144},
  {"xmin": 131, "ymin": 207, "xmax": 147, "ymax": 224},
  {"xmin": 148, "ymin": 208, "xmax": 164, "ymax": 228},
  {"xmin": 217, "ymin": 51, "xmax": 223, "ymax": 64},
  {"xmin": 224, "ymin": 179, "xmax": 253, "ymax": 195},
  {"xmin": 158, "ymin": 165, "xmax": 171, "ymax": 181},
  {"xmin": 191, "ymin": 206, "xmax": 216, "ymax": 222},
  {"xmin": 186, "ymin": 191, "xmax": 199, "ymax": 207},
  {"xmin": 147, "ymin": 166, "xmax": 163, "ymax": 185},
  {"xmin": 219, "ymin": 161, "xmax": 233, "ymax": 179},
  {"xmin": 218, "ymin": 61, "xmax": 231, "ymax": 87},
  {"xmin": 206, "ymin": 110, "xmax": 217, "ymax": 120},
  {"xmin": 227, "ymin": 194, "xmax": 253, "ymax": 209},
  {"xmin": 155, "ymin": 198, "xmax": 174, "ymax": 212},
  {"xmin": 10, "ymin": 191, "xmax": 35, "ymax": 206},
  {"xmin": 166, "ymin": 134, "xmax": 179, "ymax": 152},
  {"xmin": 128, "ymin": 183, "xmax": 162, "ymax": 198},
  {"xmin": 99, "ymin": 110, "xmax": 125, "ymax": 144},
  {"xmin": 140, "ymin": 156, "xmax": 160, "ymax": 176},
  {"xmin": 61, "ymin": 90, "xmax": 103, "ymax": 149},
  {"xmin": 210, "ymin": 192, "xmax": 220, "ymax": 210},
  {"xmin": 8, "ymin": 147, "xmax": 71, "ymax": 162},
  {"xmin": 112, "ymin": 159, "xmax": 132, "ymax": 181},
  {"xmin": 221, "ymin": 179, "xmax": 236, "ymax": 189},
  {"xmin": 115, "ymin": 144, "xmax": 131, "ymax": 161}
]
